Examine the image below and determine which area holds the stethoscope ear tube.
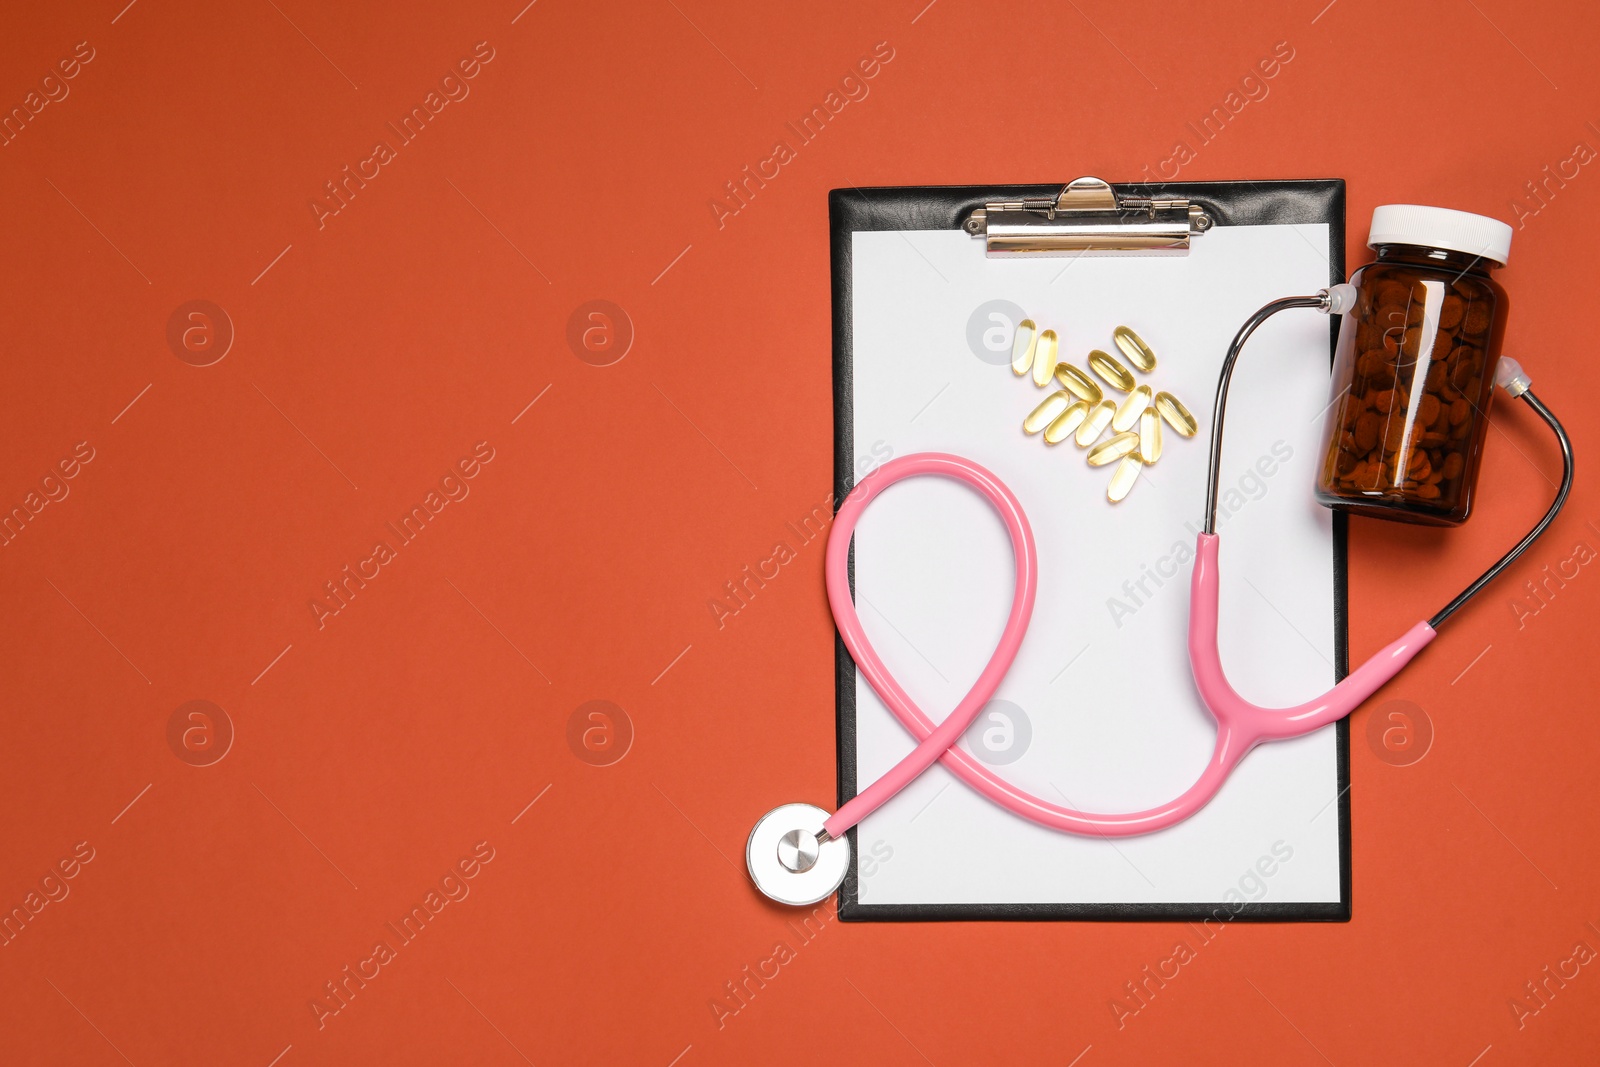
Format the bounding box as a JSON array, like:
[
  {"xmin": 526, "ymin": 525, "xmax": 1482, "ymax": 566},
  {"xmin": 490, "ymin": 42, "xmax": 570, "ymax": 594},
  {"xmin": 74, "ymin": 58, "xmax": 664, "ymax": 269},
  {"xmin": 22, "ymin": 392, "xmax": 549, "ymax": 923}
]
[
  {"xmin": 1188, "ymin": 292, "xmax": 1575, "ymax": 755},
  {"xmin": 1426, "ymin": 388, "xmax": 1573, "ymax": 627},
  {"xmin": 1205, "ymin": 293, "xmax": 1576, "ymax": 626},
  {"xmin": 1202, "ymin": 294, "xmax": 1326, "ymax": 534}
]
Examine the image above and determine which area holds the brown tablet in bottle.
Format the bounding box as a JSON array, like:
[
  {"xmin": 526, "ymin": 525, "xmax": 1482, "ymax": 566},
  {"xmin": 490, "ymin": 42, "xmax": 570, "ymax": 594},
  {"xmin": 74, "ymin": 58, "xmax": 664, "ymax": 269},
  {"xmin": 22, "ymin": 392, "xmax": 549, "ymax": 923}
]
[{"xmin": 1314, "ymin": 204, "xmax": 1513, "ymax": 526}]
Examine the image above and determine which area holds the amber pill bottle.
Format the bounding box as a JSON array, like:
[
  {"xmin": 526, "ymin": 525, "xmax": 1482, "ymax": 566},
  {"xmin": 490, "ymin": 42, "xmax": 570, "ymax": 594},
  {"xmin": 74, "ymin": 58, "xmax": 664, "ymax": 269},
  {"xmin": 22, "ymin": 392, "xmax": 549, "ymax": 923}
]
[{"xmin": 1315, "ymin": 205, "xmax": 1514, "ymax": 526}]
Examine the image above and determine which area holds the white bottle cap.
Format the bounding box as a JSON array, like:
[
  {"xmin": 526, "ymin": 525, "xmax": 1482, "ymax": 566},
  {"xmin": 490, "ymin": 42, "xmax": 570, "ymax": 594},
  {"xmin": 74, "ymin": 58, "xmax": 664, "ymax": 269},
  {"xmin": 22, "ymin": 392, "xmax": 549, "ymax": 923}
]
[{"xmin": 1368, "ymin": 204, "xmax": 1512, "ymax": 266}]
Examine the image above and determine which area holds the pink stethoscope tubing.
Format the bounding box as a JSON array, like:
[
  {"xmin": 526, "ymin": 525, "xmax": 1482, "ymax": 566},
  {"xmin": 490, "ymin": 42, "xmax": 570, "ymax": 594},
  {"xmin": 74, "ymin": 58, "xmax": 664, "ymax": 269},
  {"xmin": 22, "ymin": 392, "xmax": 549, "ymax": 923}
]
[{"xmin": 822, "ymin": 451, "xmax": 1436, "ymax": 841}]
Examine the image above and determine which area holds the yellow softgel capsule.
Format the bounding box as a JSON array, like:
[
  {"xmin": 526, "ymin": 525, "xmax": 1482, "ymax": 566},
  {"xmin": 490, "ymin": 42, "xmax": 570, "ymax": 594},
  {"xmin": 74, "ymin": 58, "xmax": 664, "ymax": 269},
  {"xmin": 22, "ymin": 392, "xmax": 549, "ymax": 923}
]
[
  {"xmin": 1043, "ymin": 400, "xmax": 1090, "ymax": 444},
  {"xmin": 1032, "ymin": 329, "xmax": 1060, "ymax": 387},
  {"xmin": 1107, "ymin": 454, "xmax": 1142, "ymax": 503},
  {"xmin": 1088, "ymin": 350, "xmax": 1135, "ymax": 392},
  {"xmin": 1111, "ymin": 384, "xmax": 1153, "ymax": 433},
  {"xmin": 1075, "ymin": 399, "xmax": 1116, "ymax": 446},
  {"xmin": 1139, "ymin": 405, "xmax": 1163, "ymax": 463},
  {"xmin": 1153, "ymin": 390, "xmax": 1198, "ymax": 437},
  {"xmin": 1086, "ymin": 430, "xmax": 1138, "ymax": 466},
  {"xmin": 1112, "ymin": 325, "xmax": 1157, "ymax": 372},
  {"xmin": 1011, "ymin": 319, "xmax": 1038, "ymax": 377},
  {"xmin": 1053, "ymin": 362, "xmax": 1103, "ymax": 404},
  {"xmin": 1023, "ymin": 390, "xmax": 1071, "ymax": 434}
]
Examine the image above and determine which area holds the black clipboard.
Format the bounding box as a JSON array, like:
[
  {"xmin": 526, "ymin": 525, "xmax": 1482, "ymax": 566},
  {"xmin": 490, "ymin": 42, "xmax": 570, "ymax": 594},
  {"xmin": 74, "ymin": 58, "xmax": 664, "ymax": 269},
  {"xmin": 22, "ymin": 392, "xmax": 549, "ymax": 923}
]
[{"xmin": 830, "ymin": 178, "xmax": 1349, "ymax": 922}]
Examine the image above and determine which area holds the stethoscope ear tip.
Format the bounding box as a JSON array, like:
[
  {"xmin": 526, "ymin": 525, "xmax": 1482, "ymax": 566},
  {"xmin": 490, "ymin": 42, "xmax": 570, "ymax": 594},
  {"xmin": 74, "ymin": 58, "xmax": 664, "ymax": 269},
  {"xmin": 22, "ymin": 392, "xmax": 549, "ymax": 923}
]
[{"xmin": 747, "ymin": 803, "xmax": 851, "ymax": 906}]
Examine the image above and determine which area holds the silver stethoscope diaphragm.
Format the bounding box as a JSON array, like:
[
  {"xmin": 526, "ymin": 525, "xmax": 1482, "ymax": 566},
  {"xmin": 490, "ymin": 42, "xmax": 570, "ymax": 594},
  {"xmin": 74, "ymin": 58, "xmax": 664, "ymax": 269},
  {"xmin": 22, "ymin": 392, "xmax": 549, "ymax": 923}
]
[{"xmin": 746, "ymin": 803, "xmax": 851, "ymax": 906}]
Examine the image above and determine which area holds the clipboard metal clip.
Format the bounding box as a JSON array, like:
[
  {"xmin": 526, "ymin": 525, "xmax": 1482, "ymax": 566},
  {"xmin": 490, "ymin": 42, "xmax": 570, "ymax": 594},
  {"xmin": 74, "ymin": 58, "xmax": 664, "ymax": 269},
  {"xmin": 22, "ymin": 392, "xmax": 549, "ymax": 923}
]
[{"xmin": 962, "ymin": 176, "xmax": 1212, "ymax": 256}]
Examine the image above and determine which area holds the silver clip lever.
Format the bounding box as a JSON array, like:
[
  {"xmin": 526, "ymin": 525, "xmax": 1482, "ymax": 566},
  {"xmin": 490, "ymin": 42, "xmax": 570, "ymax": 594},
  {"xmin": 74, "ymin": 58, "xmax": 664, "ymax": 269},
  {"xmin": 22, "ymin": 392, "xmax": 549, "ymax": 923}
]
[{"xmin": 963, "ymin": 176, "xmax": 1213, "ymax": 256}]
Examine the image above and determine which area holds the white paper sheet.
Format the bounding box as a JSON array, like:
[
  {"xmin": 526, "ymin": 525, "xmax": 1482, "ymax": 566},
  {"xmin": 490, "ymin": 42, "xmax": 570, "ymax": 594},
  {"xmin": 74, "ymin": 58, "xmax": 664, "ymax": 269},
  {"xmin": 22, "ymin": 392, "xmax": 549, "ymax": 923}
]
[{"xmin": 848, "ymin": 225, "xmax": 1343, "ymax": 909}]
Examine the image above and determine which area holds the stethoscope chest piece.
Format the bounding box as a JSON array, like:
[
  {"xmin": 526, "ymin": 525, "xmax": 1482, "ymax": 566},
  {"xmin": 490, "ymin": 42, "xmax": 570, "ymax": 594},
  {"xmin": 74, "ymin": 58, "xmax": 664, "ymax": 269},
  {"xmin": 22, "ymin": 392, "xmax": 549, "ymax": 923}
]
[{"xmin": 746, "ymin": 803, "xmax": 850, "ymax": 906}]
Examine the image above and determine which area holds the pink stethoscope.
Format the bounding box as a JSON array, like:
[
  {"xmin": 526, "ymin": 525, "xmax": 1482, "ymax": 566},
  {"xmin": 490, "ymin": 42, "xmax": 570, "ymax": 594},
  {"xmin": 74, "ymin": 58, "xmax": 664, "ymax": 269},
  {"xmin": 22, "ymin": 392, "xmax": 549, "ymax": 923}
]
[{"xmin": 747, "ymin": 288, "xmax": 1574, "ymax": 906}]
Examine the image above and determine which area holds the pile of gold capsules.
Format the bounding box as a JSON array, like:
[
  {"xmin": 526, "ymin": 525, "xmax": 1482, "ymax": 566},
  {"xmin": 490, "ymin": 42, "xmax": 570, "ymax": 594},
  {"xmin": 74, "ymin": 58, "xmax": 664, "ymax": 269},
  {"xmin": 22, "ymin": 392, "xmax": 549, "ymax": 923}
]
[{"xmin": 1012, "ymin": 322, "xmax": 1198, "ymax": 502}]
